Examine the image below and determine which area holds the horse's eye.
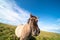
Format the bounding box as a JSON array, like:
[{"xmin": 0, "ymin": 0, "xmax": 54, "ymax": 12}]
[
  {"xmin": 31, "ymin": 20, "xmax": 33, "ymax": 21},
  {"xmin": 37, "ymin": 20, "xmax": 38, "ymax": 22},
  {"xmin": 35, "ymin": 19, "xmax": 38, "ymax": 22}
]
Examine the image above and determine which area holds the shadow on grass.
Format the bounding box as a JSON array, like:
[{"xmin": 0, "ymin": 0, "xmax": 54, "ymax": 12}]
[
  {"xmin": 17, "ymin": 36, "xmax": 36, "ymax": 40},
  {"xmin": 29, "ymin": 36, "xmax": 36, "ymax": 40}
]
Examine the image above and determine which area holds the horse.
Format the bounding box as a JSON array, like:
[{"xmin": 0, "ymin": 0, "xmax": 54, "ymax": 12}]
[{"xmin": 15, "ymin": 14, "xmax": 40, "ymax": 40}]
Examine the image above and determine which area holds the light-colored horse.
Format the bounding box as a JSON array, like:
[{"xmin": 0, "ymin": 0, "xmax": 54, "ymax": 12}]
[{"xmin": 15, "ymin": 14, "xmax": 40, "ymax": 40}]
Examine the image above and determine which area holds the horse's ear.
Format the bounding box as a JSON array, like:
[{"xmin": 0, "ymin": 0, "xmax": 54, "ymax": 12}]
[{"xmin": 30, "ymin": 13, "xmax": 32, "ymax": 17}]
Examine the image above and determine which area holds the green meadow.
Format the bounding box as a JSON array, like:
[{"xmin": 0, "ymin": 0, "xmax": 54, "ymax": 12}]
[{"xmin": 0, "ymin": 23, "xmax": 60, "ymax": 40}]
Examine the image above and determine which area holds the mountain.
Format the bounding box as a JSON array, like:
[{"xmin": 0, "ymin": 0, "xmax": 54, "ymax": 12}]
[{"xmin": 0, "ymin": 23, "xmax": 60, "ymax": 40}]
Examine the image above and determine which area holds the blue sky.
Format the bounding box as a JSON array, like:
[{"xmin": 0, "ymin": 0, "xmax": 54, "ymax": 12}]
[{"xmin": 0, "ymin": 0, "xmax": 60, "ymax": 33}]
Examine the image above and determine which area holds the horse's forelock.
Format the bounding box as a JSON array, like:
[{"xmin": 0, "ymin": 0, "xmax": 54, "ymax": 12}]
[{"xmin": 27, "ymin": 15, "xmax": 38, "ymax": 24}]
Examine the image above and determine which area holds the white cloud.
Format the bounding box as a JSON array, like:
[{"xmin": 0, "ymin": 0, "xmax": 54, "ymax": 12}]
[
  {"xmin": 0, "ymin": 0, "xmax": 30, "ymax": 25},
  {"xmin": 38, "ymin": 21, "xmax": 60, "ymax": 33},
  {"xmin": 0, "ymin": 0, "xmax": 60, "ymax": 33}
]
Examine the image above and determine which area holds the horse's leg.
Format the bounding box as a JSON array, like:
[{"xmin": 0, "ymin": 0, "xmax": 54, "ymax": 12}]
[
  {"xmin": 18, "ymin": 38, "xmax": 20, "ymax": 40},
  {"xmin": 20, "ymin": 38, "xmax": 26, "ymax": 40},
  {"xmin": 20, "ymin": 37, "xmax": 29, "ymax": 40}
]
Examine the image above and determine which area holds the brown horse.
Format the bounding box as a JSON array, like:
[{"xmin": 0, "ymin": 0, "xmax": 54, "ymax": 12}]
[{"xmin": 15, "ymin": 14, "xmax": 40, "ymax": 40}]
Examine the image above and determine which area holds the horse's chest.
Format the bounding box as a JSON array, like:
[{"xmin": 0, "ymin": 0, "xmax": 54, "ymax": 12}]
[
  {"xmin": 21, "ymin": 25, "xmax": 31, "ymax": 37},
  {"xmin": 15, "ymin": 24, "xmax": 31, "ymax": 38}
]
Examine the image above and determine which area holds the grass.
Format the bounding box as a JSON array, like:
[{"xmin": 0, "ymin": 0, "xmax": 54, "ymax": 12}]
[{"xmin": 0, "ymin": 23, "xmax": 60, "ymax": 40}]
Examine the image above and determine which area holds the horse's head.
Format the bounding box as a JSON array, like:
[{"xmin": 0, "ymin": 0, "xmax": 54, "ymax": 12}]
[{"xmin": 28, "ymin": 14, "xmax": 40, "ymax": 36}]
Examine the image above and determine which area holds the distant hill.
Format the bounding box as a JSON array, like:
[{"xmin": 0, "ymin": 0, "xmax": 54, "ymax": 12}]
[{"xmin": 0, "ymin": 23, "xmax": 60, "ymax": 40}]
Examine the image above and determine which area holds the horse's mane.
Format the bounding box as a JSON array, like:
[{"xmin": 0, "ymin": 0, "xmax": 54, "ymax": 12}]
[{"xmin": 27, "ymin": 18, "xmax": 30, "ymax": 24}]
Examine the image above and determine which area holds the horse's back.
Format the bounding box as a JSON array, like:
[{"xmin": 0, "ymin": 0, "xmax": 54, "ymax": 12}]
[{"xmin": 15, "ymin": 24, "xmax": 24, "ymax": 38}]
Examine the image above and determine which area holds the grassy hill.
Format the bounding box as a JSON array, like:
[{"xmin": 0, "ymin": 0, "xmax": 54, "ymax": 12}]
[{"xmin": 0, "ymin": 23, "xmax": 60, "ymax": 40}]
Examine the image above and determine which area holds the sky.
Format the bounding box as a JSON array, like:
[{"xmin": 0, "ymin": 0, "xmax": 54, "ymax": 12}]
[{"xmin": 0, "ymin": 0, "xmax": 60, "ymax": 33}]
